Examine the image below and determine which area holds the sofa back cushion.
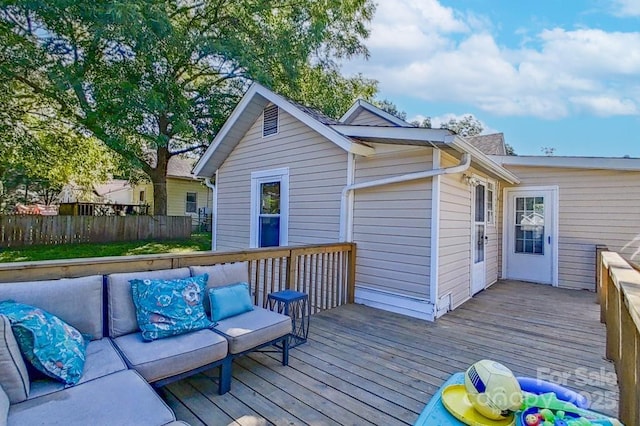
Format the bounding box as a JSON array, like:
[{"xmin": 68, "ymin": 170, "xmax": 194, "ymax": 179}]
[
  {"xmin": 190, "ymin": 262, "xmax": 249, "ymax": 313},
  {"xmin": 0, "ymin": 275, "xmax": 103, "ymax": 339},
  {"xmin": 106, "ymin": 268, "xmax": 190, "ymax": 338},
  {"xmin": 0, "ymin": 314, "xmax": 29, "ymax": 403}
]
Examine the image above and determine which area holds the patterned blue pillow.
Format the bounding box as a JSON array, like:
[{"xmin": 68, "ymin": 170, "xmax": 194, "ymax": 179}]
[
  {"xmin": 130, "ymin": 274, "xmax": 214, "ymax": 341},
  {"xmin": 0, "ymin": 300, "xmax": 87, "ymax": 386}
]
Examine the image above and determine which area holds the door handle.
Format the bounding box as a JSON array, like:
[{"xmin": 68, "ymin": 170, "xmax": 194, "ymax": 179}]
[{"xmin": 548, "ymin": 236, "xmax": 551, "ymax": 244}]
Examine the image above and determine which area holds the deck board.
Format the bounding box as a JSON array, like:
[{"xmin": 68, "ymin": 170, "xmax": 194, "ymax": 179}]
[{"xmin": 164, "ymin": 280, "xmax": 619, "ymax": 425}]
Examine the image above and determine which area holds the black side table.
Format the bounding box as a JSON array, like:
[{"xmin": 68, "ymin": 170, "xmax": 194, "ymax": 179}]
[{"xmin": 267, "ymin": 290, "xmax": 309, "ymax": 348}]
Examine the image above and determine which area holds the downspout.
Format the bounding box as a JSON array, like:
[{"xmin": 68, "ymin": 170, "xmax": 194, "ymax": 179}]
[
  {"xmin": 204, "ymin": 172, "xmax": 217, "ymax": 251},
  {"xmin": 339, "ymin": 153, "xmax": 471, "ymax": 242}
]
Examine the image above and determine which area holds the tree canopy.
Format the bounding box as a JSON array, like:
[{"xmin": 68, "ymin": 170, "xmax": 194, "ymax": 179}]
[{"xmin": 0, "ymin": 0, "xmax": 376, "ymax": 214}]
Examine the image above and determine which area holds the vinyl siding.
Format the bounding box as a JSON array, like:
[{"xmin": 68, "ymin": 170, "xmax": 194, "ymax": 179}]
[
  {"xmin": 502, "ymin": 166, "xmax": 640, "ymax": 290},
  {"xmin": 166, "ymin": 179, "xmax": 211, "ymax": 218},
  {"xmin": 216, "ymin": 106, "xmax": 347, "ymax": 250},
  {"xmin": 438, "ymin": 152, "xmax": 500, "ymax": 309},
  {"xmin": 352, "ymin": 146, "xmax": 433, "ymax": 299},
  {"xmin": 348, "ymin": 109, "xmax": 397, "ymax": 126}
]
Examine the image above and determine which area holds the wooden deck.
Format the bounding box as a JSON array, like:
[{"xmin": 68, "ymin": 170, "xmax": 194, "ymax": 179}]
[{"xmin": 159, "ymin": 280, "xmax": 619, "ymax": 425}]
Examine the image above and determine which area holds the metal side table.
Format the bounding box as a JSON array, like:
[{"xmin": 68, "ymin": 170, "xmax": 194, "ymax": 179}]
[{"xmin": 267, "ymin": 290, "xmax": 309, "ymax": 348}]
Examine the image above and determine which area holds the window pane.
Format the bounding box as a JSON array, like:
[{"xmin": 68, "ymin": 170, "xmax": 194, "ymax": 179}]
[
  {"xmin": 259, "ymin": 216, "xmax": 280, "ymax": 247},
  {"xmin": 261, "ymin": 182, "xmax": 280, "ymax": 214},
  {"xmin": 475, "ymin": 185, "xmax": 485, "ymax": 222},
  {"xmin": 186, "ymin": 192, "xmax": 197, "ymax": 213},
  {"xmin": 475, "ymin": 224, "xmax": 484, "ymax": 263}
]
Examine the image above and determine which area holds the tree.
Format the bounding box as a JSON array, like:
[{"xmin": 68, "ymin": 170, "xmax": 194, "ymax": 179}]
[
  {"xmin": 0, "ymin": 0, "xmax": 375, "ymax": 214},
  {"xmin": 441, "ymin": 115, "xmax": 483, "ymax": 137},
  {"xmin": 374, "ymin": 99, "xmax": 407, "ymax": 121}
]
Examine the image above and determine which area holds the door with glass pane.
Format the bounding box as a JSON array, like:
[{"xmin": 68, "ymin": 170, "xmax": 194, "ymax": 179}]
[
  {"xmin": 471, "ymin": 182, "xmax": 487, "ymax": 295},
  {"xmin": 505, "ymin": 188, "xmax": 556, "ymax": 284},
  {"xmin": 258, "ymin": 181, "xmax": 281, "ymax": 247}
]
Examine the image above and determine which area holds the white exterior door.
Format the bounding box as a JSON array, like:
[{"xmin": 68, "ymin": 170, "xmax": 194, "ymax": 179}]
[
  {"xmin": 504, "ymin": 187, "xmax": 558, "ymax": 285},
  {"xmin": 471, "ymin": 182, "xmax": 487, "ymax": 295}
]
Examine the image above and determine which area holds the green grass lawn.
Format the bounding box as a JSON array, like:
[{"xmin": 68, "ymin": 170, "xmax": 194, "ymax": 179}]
[{"xmin": 0, "ymin": 233, "xmax": 212, "ymax": 263}]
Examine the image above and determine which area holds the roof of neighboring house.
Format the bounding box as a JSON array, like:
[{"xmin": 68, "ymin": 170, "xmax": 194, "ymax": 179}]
[
  {"xmin": 167, "ymin": 157, "xmax": 199, "ymax": 179},
  {"xmin": 340, "ymin": 99, "xmax": 413, "ymax": 127},
  {"xmin": 94, "ymin": 179, "xmax": 132, "ymax": 196},
  {"xmin": 290, "ymin": 101, "xmax": 342, "ymax": 125},
  {"xmin": 193, "ymin": 83, "xmax": 520, "ymax": 184},
  {"xmin": 466, "ymin": 133, "xmax": 507, "ymax": 156}
]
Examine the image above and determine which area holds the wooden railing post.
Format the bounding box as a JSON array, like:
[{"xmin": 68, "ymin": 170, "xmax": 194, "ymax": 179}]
[
  {"xmin": 347, "ymin": 243, "xmax": 356, "ymax": 304},
  {"xmin": 596, "ymin": 245, "xmax": 608, "ymax": 323},
  {"xmin": 619, "ymin": 292, "xmax": 638, "ymax": 426},
  {"xmin": 605, "ymin": 268, "xmax": 621, "ymax": 364},
  {"xmin": 286, "ymin": 248, "xmax": 297, "ymax": 291}
]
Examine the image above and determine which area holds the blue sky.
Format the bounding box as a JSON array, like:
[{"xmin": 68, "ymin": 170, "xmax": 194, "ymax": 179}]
[{"xmin": 343, "ymin": 0, "xmax": 640, "ymax": 157}]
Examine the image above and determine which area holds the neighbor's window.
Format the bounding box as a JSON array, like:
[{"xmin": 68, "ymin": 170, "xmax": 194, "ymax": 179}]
[
  {"xmin": 250, "ymin": 168, "xmax": 289, "ymax": 248},
  {"xmin": 139, "ymin": 190, "xmax": 145, "ymax": 203},
  {"xmin": 186, "ymin": 192, "xmax": 197, "ymax": 213},
  {"xmin": 262, "ymin": 105, "xmax": 279, "ymax": 137},
  {"xmin": 487, "ymin": 181, "xmax": 496, "ymax": 225}
]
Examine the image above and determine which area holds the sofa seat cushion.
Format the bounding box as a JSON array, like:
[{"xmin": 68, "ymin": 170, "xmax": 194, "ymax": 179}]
[
  {"xmin": 0, "ymin": 384, "xmax": 9, "ymax": 426},
  {"xmin": 112, "ymin": 329, "xmax": 228, "ymax": 383},
  {"xmin": 214, "ymin": 307, "xmax": 291, "ymax": 354},
  {"xmin": 8, "ymin": 370, "xmax": 176, "ymax": 426},
  {"xmin": 28, "ymin": 338, "xmax": 127, "ymax": 399},
  {"xmin": 107, "ymin": 268, "xmax": 191, "ymax": 338}
]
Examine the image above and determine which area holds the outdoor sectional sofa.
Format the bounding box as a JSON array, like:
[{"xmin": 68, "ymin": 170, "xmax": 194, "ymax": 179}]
[{"xmin": 0, "ymin": 261, "xmax": 292, "ymax": 425}]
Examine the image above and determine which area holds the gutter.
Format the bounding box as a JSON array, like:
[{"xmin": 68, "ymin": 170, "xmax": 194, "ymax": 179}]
[
  {"xmin": 339, "ymin": 153, "xmax": 471, "ymax": 242},
  {"xmin": 204, "ymin": 173, "xmax": 218, "ymax": 250}
]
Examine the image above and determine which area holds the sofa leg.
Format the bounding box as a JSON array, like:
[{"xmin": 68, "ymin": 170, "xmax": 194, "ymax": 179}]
[
  {"xmin": 218, "ymin": 358, "xmax": 232, "ymax": 395},
  {"xmin": 282, "ymin": 336, "xmax": 289, "ymax": 366}
]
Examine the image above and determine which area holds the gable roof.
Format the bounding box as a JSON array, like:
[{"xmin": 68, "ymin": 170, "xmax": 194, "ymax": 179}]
[
  {"xmin": 466, "ymin": 133, "xmax": 507, "ymax": 156},
  {"xmin": 340, "ymin": 99, "xmax": 413, "ymax": 127},
  {"xmin": 167, "ymin": 157, "xmax": 199, "ymax": 179},
  {"xmin": 193, "ymin": 83, "xmax": 375, "ymax": 177}
]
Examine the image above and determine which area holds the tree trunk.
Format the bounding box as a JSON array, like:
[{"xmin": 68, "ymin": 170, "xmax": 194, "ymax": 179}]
[{"xmin": 149, "ymin": 147, "xmax": 170, "ymax": 216}]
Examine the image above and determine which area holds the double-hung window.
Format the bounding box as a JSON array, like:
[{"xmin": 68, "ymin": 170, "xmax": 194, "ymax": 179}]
[
  {"xmin": 250, "ymin": 168, "xmax": 289, "ymax": 248},
  {"xmin": 186, "ymin": 192, "xmax": 197, "ymax": 213}
]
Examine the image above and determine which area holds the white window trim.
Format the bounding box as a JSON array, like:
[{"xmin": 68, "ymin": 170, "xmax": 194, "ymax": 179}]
[
  {"xmin": 250, "ymin": 168, "xmax": 289, "ymax": 248},
  {"xmin": 262, "ymin": 105, "xmax": 279, "ymax": 138}
]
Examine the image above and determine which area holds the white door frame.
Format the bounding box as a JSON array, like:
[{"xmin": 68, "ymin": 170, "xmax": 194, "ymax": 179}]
[
  {"xmin": 470, "ymin": 177, "xmax": 488, "ymax": 296},
  {"xmin": 501, "ymin": 185, "xmax": 559, "ymax": 286}
]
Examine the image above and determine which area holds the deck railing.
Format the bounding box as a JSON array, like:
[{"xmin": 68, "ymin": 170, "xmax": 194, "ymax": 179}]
[
  {"xmin": 0, "ymin": 242, "xmax": 356, "ymax": 313},
  {"xmin": 597, "ymin": 250, "xmax": 640, "ymax": 426}
]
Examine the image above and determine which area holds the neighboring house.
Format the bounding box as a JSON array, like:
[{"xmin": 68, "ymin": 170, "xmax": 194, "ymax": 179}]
[
  {"xmin": 194, "ymin": 83, "xmax": 640, "ymax": 320},
  {"xmin": 57, "ymin": 158, "xmax": 212, "ymax": 222}
]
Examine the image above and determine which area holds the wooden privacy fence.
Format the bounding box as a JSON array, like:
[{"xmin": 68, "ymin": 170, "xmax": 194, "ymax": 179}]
[
  {"xmin": 0, "ymin": 215, "xmax": 191, "ymax": 247},
  {"xmin": 597, "ymin": 250, "xmax": 640, "ymax": 426},
  {"xmin": 0, "ymin": 242, "xmax": 357, "ymax": 314}
]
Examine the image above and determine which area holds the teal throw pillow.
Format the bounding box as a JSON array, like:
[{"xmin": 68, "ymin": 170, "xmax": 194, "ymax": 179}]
[
  {"xmin": 130, "ymin": 274, "xmax": 214, "ymax": 341},
  {"xmin": 209, "ymin": 282, "xmax": 254, "ymax": 321},
  {"xmin": 0, "ymin": 300, "xmax": 87, "ymax": 386}
]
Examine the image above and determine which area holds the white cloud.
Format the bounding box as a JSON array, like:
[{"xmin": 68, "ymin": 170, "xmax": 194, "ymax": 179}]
[
  {"xmin": 611, "ymin": 0, "xmax": 640, "ymax": 17},
  {"xmin": 345, "ymin": 0, "xmax": 640, "ymax": 119}
]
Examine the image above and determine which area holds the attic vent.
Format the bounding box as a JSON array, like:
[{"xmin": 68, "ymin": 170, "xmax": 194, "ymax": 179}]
[{"xmin": 263, "ymin": 105, "xmax": 279, "ymax": 137}]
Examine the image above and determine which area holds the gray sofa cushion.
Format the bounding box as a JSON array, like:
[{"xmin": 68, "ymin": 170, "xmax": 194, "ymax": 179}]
[
  {"xmin": 28, "ymin": 338, "xmax": 127, "ymax": 399},
  {"xmin": 0, "ymin": 315, "xmax": 29, "ymax": 403},
  {"xmin": 106, "ymin": 268, "xmax": 190, "ymax": 338},
  {"xmin": 112, "ymin": 329, "xmax": 228, "ymax": 383},
  {"xmin": 190, "ymin": 262, "xmax": 249, "ymax": 312},
  {"xmin": 8, "ymin": 370, "xmax": 176, "ymax": 426},
  {"xmin": 214, "ymin": 307, "xmax": 291, "ymax": 354},
  {"xmin": 0, "ymin": 275, "xmax": 103, "ymax": 339},
  {"xmin": 0, "ymin": 384, "xmax": 8, "ymax": 426}
]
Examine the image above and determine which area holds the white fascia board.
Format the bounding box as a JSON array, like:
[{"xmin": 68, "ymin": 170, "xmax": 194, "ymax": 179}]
[
  {"xmin": 330, "ymin": 124, "xmax": 452, "ymax": 142},
  {"xmin": 490, "ymin": 155, "xmax": 640, "ymax": 171},
  {"xmin": 340, "ymin": 99, "xmax": 413, "ymax": 127},
  {"xmin": 447, "ymin": 136, "xmax": 520, "ymax": 184}
]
